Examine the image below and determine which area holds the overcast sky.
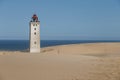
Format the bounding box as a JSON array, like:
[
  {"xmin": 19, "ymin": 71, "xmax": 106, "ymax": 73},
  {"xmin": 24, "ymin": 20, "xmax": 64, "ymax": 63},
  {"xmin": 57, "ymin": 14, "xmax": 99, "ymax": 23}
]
[{"xmin": 0, "ymin": 0, "xmax": 120, "ymax": 40}]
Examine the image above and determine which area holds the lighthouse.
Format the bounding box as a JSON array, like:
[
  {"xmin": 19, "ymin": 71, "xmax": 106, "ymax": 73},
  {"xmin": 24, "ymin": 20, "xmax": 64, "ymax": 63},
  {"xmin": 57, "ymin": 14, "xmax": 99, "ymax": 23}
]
[{"xmin": 29, "ymin": 14, "xmax": 40, "ymax": 53}]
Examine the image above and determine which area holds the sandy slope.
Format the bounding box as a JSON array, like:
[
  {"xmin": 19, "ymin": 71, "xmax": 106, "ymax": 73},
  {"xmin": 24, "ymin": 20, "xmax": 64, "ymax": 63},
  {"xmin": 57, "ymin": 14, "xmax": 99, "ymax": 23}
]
[{"xmin": 0, "ymin": 43, "xmax": 120, "ymax": 80}]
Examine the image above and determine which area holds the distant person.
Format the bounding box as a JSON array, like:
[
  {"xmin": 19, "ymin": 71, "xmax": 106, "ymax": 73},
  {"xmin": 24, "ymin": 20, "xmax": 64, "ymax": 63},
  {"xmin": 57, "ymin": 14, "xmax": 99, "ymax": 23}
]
[{"xmin": 32, "ymin": 14, "xmax": 38, "ymax": 22}]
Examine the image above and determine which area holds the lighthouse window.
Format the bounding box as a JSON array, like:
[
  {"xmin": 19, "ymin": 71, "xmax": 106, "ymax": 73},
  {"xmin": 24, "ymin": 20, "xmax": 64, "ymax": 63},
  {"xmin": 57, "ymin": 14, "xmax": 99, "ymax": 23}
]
[
  {"xmin": 34, "ymin": 32, "xmax": 36, "ymax": 35},
  {"xmin": 33, "ymin": 24, "xmax": 35, "ymax": 26},
  {"xmin": 34, "ymin": 28, "xmax": 36, "ymax": 30},
  {"xmin": 34, "ymin": 41, "xmax": 36, "ymax": 44}
]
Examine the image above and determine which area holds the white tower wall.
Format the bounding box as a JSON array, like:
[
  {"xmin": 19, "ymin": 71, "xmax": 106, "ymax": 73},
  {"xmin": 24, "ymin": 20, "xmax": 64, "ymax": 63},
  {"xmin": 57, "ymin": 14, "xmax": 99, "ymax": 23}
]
[{"xmin": 29, "ymin": 22, "xmax": 40, "ymax": 53}]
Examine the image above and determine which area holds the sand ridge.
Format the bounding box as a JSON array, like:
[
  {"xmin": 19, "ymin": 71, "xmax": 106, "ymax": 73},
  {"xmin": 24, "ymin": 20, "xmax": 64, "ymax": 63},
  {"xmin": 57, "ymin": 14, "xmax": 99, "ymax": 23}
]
[{"xmin": 0, "ymin": 43, "xmax": 120, "ymax": 80}]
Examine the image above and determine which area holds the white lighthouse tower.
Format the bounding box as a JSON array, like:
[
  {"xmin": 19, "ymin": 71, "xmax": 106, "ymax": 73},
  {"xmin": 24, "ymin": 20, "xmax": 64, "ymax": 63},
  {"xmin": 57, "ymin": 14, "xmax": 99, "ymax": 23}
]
[{"xmin": 29, "ymin": 14, "xmax": 40, "ymax": 53}]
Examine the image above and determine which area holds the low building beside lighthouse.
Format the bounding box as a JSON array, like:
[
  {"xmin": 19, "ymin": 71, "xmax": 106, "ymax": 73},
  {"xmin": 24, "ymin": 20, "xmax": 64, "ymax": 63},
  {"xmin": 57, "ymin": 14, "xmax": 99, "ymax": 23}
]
[{"xmin": 29, "ymin": 14, "xmax": 40, "ymax": 53}]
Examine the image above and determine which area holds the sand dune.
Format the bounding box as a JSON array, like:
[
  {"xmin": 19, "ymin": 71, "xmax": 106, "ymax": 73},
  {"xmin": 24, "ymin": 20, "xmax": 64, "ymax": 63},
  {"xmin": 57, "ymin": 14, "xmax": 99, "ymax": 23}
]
[{"xmin": 0, "ymin": 43, "xmax": 120, "ymax": 80}]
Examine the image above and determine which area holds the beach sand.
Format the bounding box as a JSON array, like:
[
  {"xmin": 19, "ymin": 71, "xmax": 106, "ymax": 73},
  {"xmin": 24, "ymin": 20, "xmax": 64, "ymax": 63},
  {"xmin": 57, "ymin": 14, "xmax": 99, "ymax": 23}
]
[{"xmin": 0, "ymin": 43, "xmax": 120, "ymax": 80}]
